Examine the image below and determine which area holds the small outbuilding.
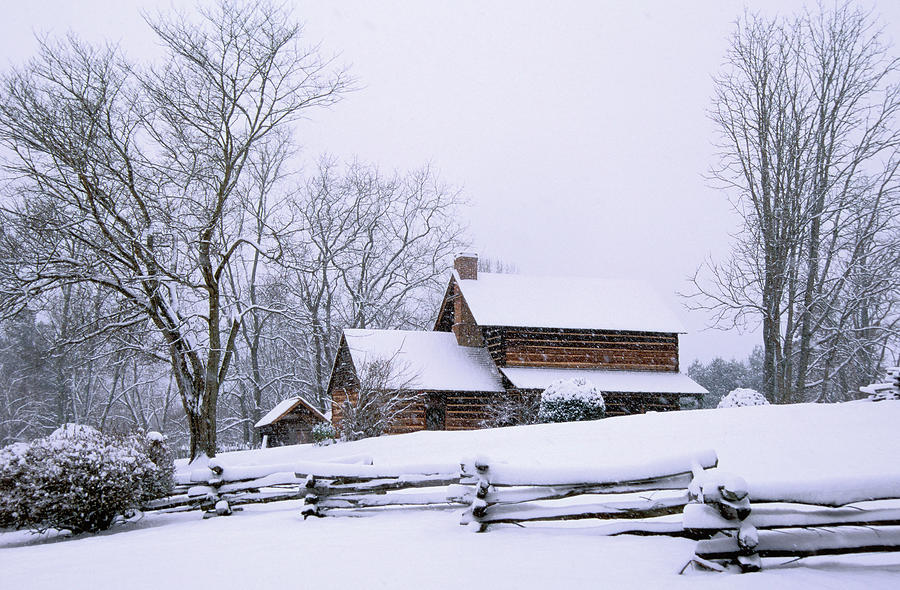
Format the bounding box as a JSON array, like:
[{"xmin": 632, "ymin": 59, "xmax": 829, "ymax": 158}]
[{"xmin": 254, "ymin": 396, "xmax": 330, "ymax": 447}]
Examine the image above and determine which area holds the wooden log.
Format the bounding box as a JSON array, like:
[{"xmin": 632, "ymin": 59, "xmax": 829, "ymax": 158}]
[
  {"xmin": 294, "ymin": 464, "xmax": 459, "ymax": 486},
  {"xmin": 142, "ymin": 494, "xmax": 198, "ymax": 511},
  {"xmin": 314, "ymin": 490, "xmax": 467, "ymax": 509},
  {"xmin": 305, "ymin": 474, "xmax": 462, "ymax": 496},
  {"xmin": 463, "ymin": 450, "xmax": 717, "ymax": 487},
  {"xmin": 737, "ymin": 553, "xmax": 761, "ymax": 573},
  {"xmin": 684, "ymin": 502, "xmax": 900, "ymax": 533},
  {"xmin": 711, "ymin": 498, "xmax": 751, "ymax": 522},
  {"xmin": 462, "ymin": 459, "xmax": 491, "ymax": 532},
  {"xmin": 478, "ymin": 493, "xmax": 689, "ymax": 525},
  {"xmin": 696, "ymin": 525, "xmax": 900, "ymax": 560},
  {"xmin": 477, "ymin": 474, "xmax": 695, "ymax": 505},
  {"xmin": 217, "ymin": 471, "xmax": 302, "ymax": 494},
  {"xmin": 737, "ymin": 523, "xmax": 758, "ymax": 552},
  {"xmin": 186, "ymin": 485, "xmax": 218, "ymax": 498},
  {"xmin": 221, "ymin": 490, "xmax": 300, "ymax": 505}
]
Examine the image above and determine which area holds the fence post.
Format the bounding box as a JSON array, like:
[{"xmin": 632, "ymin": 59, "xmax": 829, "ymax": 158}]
[
  {"xmin": 301, "ymin": 474, "xmax": 321, "ymax": 519},
  {"xmin": 460, "ymin": 457, "xmax": 492, "ymax": 532},
  {"xmin": 689, "ymin": 471, "xmax": 759, "ymax": 573}
]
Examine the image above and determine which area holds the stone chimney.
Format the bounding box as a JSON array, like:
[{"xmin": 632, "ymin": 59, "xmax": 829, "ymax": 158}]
[
  {"xmin": 451, "ymin": 253, "xmax": 482, "ymax": 347},
  {"xmin": 454, "ymin": 252, "xmax": 478, "ymax": 281}
]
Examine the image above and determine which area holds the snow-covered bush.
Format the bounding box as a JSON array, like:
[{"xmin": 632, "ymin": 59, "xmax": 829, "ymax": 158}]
[
  {"xmin": 717, "ymin": 388, "xmax": 770, "ymax": 408},
  {"xmin": 130, "ymin": 431, "xmax": 175, "ymax": 502},
  {"xmin": 0, "ymin": 425, "xmax": 173, "ymax": 534},
  {"xmin": 0, "ymin": 442, "xmax": 30, "ymax": 529},
  {"xmin": 538, "ymin": 378, "xmax": 605, "ymax": 423},
  {"xmin": 312, "ymin": 422, "xmax": 337, "ymax": 445}
]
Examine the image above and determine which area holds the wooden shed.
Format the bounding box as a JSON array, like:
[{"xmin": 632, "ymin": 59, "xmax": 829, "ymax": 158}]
[{"xmin": 255, "ymin": 396, "xmax": 330, "ymax": 447}]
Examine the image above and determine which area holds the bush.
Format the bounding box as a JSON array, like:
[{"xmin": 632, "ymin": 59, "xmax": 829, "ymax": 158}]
[
  {"xmin": 717, "ymin": 388, "xmax": 770, "ymax": 408},
  {"xmin": 480, "ymin": 391, "xmax": 540, "ymax": 428},
  {"xmin": 312, "ymin": 422, "xmax": 337, "ymax": 445},
  {"xmin": 133, "ymin": 431, "xmax": 175, "ymax": 502},
  {"xmin": 0, "ymin": 425, "xmax": 174, "ymax": 534},
  {"xmin": 538, "ymin": 378, "xmax": 605, "ymax": 423}
]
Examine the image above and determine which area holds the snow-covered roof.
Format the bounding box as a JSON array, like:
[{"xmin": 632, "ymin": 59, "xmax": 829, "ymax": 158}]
[
  {"xmin": 454, "ymin": 272, "xmax": 686, "ymax": 333},
  {"xmin": 255, "ymin": 397, "xmax": 329, "ymax": 428},
  {"xmin": 499, "ymin": 367, "xmax": 708, "ymax": 395},
  {"xmin": 343, "ymin": 329, "xmax": 505, "ymax": 392}
]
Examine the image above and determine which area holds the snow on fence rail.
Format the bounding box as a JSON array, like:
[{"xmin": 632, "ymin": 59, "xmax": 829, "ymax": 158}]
[
  {"xmin": 683, "ymin": 471, "xmax": 900, "ymax": 573},
  {"xmin": 299, "ymin": 462, "xmax": 464, "ymax": 518},
  {"xmin": 459, "ymin": 449, "xmax": 719, "ymax": 533},
  {"xmin": 146, "ymin": 454, "xmax": 377, "ymax": 515}
]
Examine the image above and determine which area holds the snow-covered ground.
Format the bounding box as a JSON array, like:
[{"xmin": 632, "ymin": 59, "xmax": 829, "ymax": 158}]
[{"xmin": 3, "ymin": 401, "xmax": 900, "ymax": 589}]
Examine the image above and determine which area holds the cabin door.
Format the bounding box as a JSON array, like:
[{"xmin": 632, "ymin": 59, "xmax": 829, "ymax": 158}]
[{"xmin": 424, "ymin": 395, "xmax": 446, "ymax": 430}]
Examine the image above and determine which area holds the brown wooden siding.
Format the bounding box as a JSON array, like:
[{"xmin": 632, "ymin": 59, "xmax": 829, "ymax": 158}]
[
  {"xmin": 331, "ymin": 388, "xmax": 498, "ymax": 434},
  {"xmin": 603, "ymin": 393, "xmax": 680, "ymax": 416},
  {"xmin": 445, "ymin": 392, "xmax": 494, "ymax": 430},
  {"xmin": 258, "ymin": 404, "xmax": 327, "ymax": 447},
  {"xmin": 490, "ymin": 327, "xmax": 679, "ymax": 371},
  {"xmin": 513, "ymin": 389, "xmax": 680, "ymax": 417},
  {"xmin": 483, "ymin": 326, "xmax": 506, "ymax": 366}
]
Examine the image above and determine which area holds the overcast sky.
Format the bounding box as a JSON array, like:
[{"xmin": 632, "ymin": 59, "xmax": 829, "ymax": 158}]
[{"xmin": 2, "ymin": 1, "xmax": 899, "ymax": 364}]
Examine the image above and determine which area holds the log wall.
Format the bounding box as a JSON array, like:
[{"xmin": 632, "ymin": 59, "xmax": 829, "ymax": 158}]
[
  {"xmin": 603, "ymin": 393, "xmax": 679, "ymax": 416},
  {"xmin": 330, "ymin": 389, "xmax": 497, "ymax": 434},
  {"xmin": 330, "ymin": 388, "xmax": 425, "ymax": 435},
  {"xmin": 259, "ymin": 406, "xmax": 324, "ymax": 446},
  {"xmin": 485, "ymin": 327, "xmax": 679, "ymax": 371},
  {"xmin": 445, "ymin": 392, "xmax": 493, "ymax": 430}
]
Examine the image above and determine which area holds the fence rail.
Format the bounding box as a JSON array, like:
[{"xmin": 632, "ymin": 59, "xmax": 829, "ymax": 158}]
[
  {"xmin": 684, "ymin": 471, "xmax": 900, "ymax": 573},
  {"xmin": 148, "ymin": 447, "xmax": 900, "ymax": 575},
  {"xmin": 299, "ymin": 463, "xmax": 463, "ymax": 518},
  {"xmin": 460, "ymin": 450, "xmax": 718, "ymax": 533}
]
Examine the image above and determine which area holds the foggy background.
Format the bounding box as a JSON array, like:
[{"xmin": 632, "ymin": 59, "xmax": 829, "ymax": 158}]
[{"xmin": 3, "ymin": 0, "xmax": 898, "ymax": 363}]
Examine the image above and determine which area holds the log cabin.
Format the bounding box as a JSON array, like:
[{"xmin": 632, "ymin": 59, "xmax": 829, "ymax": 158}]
[
  {"xmin": 254, "ymin": 396, "xmax": 331, "ymax": 446},
  {"xmin": 328, "ymin": 253, "xmax": 707, "ymax": 435}
]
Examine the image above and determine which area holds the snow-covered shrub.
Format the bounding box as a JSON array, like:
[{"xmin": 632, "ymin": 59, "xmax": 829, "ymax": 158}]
[
  {"xmin": 312, "ymin": 422, "xmax": 337, "ymax": 445},
  {"xmin": 129, "ymin": 431, "xmax": 175, "ymax": 502},
  {"xmin": 0, "ymin": 442, "xmax": 30, "ymax": 528},
  {"xmin": 538, "ymin": 378, "xmax": 605, "ymax": 423},
  {"xmin": 717, "ymin": 388, "xmax": 770, "ymax": 408},
  {"xmin": 0, "ymin": 425, "xmax": 171, "ymax": 534}
]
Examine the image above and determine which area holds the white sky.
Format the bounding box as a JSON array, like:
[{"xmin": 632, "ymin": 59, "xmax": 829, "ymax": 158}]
[{"xmin": 2, "ymin": 1, "xmax": 899, "ymax": 363}]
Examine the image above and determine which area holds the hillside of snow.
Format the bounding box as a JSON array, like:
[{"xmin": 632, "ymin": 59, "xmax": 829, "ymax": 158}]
[
  {"xmin": 5, "ymin": 401, "xmax": 900, "ymax": 589},
  {"xmin": 184, "ymin": 401, "xmax": 898, "ymax": 494}
]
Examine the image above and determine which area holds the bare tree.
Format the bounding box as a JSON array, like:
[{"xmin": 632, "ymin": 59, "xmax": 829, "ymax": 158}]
[
  {"xmin": 688, "ymin": 3, "xmax": 900, "ymax": 403},
  {"xmin": 0, "ymin": 1, "xmax": 349, "ymax": 459},
  {"xmin": 477, "ymin": 256, "xmax": 519, "ymax": 274},
  {"xmin": 281, "ymin": 158, "xmax": 466, "ymax": 407},
  {"xmin": 479, "ymin": 390, "xmax": 539, "ymax": 428},
  {"xmin": 337, "ymin": 355, "xmax": 420, "ymax": 441}
]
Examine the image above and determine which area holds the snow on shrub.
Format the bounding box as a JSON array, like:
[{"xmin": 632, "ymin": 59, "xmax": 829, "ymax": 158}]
[
  {"xmin": 538, "ymin": 378, "xmax": 605, "ymax": 423},
  {"xmin": 312, "ymin": 422, "xmax": 337, "ymax": 445},
  {"xmin": 717, "ymin": 388, "xmax": 770, "ymax": 409},
  {"xmin": 133, "ymin": 431, "xmax": 176, "ymax": 502},
  {"xmin": 0, "ymin": 426, "xmax": 174, "ymax": 534}
]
